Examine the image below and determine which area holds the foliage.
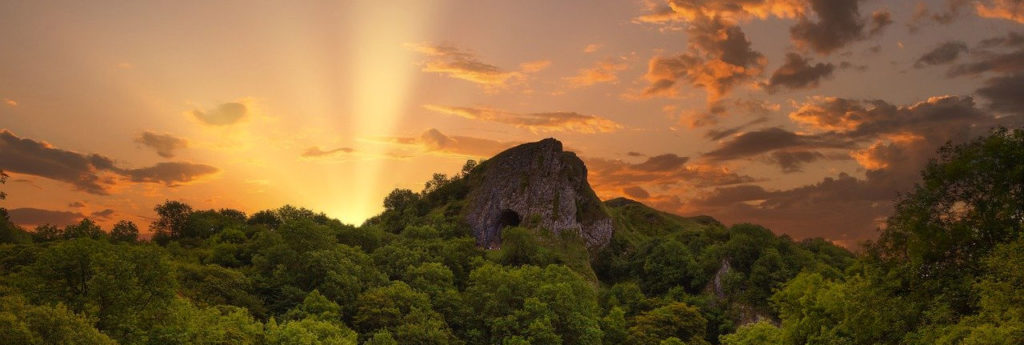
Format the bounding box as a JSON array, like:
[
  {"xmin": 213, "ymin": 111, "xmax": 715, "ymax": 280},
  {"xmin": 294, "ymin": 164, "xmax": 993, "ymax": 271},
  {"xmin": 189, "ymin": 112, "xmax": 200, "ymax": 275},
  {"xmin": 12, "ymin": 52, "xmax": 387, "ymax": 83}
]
[{"xmin": 0, "ymin": 130, "xmax": 1018, "ymax": 345}]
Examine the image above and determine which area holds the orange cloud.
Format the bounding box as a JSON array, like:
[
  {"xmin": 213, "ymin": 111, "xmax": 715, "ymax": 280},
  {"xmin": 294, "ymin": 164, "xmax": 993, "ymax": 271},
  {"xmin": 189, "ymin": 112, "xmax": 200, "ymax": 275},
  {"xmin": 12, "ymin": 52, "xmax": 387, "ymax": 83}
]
[
  {"xmin": 519, "ymin": 60, "xmax": 552, "ymax": 73},
  {"xmin": 423, "ymin": 104, "xmax": 621, "ymax": 133},
  {"xmin": 383, "ymin": 129, "xmax": 516, "ymax": 158},
  {"xmin": 975, "ymin": 0, "xmax": 1024, "ymax": 23},
  {"xmin": 406, "ymin": 42, "xmax": 546, "ymax": 90},
  {"xmin": 3, "ymin": 98, "xmax": 16, "ymax": 107},
  {"xmin": 635, "ymin": 0, "xmax": 805, "ymax": 24},
  {"xmin": 640, "ymin": 16, "xmax": 765, "ymax": 109},
  {"xmin": 565, "ymin": 57, "xmax": 630, "ymax": 87}
]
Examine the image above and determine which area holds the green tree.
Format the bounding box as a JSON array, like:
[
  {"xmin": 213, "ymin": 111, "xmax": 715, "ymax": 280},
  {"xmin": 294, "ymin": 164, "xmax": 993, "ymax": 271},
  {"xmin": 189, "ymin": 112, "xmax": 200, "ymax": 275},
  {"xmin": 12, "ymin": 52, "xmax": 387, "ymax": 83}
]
[
  {"xmin": 110, "ymin": 220, "xmax": 139, "ymax": 243},
  {"xmin": 626, "ymin": 302, "xmax": 710, "ymax": 345},
  {"xmin": 0, "ymin": 295, "xmax": 117, "ymax": 345},
  {"xmin": 353, "ymin": 281, "xmax": 432, "ymax": 333},
  {"xmin": 151, "ymin": 200, "xmax": 193, "ymax": 244},
  {"xmin": 601, "ymin": 307, "xmax": 628, "ymax": 345},
  {"xmin": 363, "ymin": 330, "xmax": 398, "ymax": 345},
  {"xmin": 146, "ymin": 298, "xmax": 265, "ymax": 345},
  {"xmin": 62, "ymin": 219, "xmax": 104, "ymax": 240},
  {"xmin": 266, "ymin": 317, "xmax": 358, "ymax": 345},
  {"xmin": 875, "ymin": 128, "xmax": 1024, "ymax": 314},
  {"xmin": 719, "ymin": 321, "xmax": 783, "ymax": 345}
]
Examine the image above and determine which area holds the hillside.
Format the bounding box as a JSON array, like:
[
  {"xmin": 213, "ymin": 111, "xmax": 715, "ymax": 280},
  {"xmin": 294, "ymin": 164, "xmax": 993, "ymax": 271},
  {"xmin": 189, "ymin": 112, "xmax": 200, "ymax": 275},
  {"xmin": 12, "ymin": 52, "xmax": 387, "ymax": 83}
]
[{"xmin": 0, "ymin": 129, "xmax": 1022, "ymax": 345}]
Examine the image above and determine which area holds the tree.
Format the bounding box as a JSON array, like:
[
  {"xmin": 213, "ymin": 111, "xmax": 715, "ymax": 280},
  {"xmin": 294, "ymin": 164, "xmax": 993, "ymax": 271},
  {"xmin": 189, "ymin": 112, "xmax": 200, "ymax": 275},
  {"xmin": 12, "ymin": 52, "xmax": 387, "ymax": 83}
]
[
  {"xmin": 20, "ymin": 239, "xmax": 176, "ymax": 342},
  {"xmin": 145, "ymin": 298, "xmax": 265, "ymax": 345},
  {"xmin": 110, "ymin": 220, "xmax": 139, "ymax": 243},
  {"xmin": 383, "ymin": 188, "xmax": 419, "ymax": 212},
  {"xmin": 363, "ymin": 330, "xmax": 398, "ymax": 345},
  {"xmin": 266, "ymin": 317, "xmax": 358, "ymax": 345},
  {"xmin": 62, "ymin": 218, "xmax": 104, "ymax": 240},
  {"xmin": 0, "ymin": 169, "xmax": 7, "ymax": 201},
  {"xmin": 353, "ymin": 281, "xmax": 432, "ymax": 333},
  {"xmin": 719, "ymin": 321, "xmax": 783, "ymax": 345},
  {"xmin": 151, "ymin": 200, "xmax": 193, "ymax": 243},
  {"xmin": 626, "ymin": 302, "xmax": 710, "ymax": 345},
  {"xmin": 876, "ymin": 128, "xmax": 1024, "ymax": 294},
  {"xmin": 0, "ymin": 295, "xmax": 117, "ymax": 345}
]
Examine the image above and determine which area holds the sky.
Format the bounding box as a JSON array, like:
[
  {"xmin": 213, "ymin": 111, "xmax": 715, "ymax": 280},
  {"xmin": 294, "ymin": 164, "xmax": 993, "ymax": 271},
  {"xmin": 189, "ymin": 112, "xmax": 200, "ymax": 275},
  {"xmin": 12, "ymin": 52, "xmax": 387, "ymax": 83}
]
[{"xmin": 1, "ymin": 0, "xmax": 1022, "ymax": 247}]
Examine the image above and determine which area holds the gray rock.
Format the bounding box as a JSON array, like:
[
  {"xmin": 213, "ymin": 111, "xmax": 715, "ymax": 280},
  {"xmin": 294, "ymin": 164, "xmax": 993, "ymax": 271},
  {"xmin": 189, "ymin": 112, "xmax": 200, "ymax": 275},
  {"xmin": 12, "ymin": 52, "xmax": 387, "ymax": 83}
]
[{"xmin": 463, "ymin": 138, "xmax": 613, "ymax": 249}]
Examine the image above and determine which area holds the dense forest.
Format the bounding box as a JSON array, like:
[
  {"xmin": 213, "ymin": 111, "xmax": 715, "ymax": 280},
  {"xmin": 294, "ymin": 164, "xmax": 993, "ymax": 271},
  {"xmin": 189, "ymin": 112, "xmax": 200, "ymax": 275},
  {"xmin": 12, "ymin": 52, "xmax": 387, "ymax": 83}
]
[{"xmin": 0, "ymin": 128, "xmax": 1021, "ymax": 345}]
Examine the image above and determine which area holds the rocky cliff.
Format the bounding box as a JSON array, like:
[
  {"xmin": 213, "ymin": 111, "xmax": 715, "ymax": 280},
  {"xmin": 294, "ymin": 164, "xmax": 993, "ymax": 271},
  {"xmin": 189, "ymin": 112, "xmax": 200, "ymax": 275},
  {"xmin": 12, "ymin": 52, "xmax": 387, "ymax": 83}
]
[{"xmin": 463, "ymin": 138, "xmax": 613, "ymax": 249}]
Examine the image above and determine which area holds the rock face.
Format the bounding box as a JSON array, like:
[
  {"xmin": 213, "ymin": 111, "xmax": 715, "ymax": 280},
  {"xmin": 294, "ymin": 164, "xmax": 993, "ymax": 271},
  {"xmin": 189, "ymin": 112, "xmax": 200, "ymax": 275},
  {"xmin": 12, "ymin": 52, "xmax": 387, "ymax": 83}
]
[{"xmin": 463, "ymin": 138, "xmax": 613, "ymax": 249}]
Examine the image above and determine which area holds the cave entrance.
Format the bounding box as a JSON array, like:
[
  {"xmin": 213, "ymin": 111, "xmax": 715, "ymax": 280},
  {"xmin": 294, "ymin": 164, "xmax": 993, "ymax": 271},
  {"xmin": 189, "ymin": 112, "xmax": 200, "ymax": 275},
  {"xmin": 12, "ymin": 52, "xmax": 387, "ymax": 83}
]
[{"xmin": 498, "ymin": 209, "xmax": 521, "ymax": 229}]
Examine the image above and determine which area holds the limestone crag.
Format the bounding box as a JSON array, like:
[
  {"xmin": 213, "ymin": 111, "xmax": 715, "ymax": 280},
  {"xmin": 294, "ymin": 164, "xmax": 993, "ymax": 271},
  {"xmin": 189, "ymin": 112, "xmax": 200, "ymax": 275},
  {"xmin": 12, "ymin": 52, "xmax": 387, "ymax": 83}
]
[{"xmin": 463, "ymin": 138, "xmax": 613, "ymax": 249}]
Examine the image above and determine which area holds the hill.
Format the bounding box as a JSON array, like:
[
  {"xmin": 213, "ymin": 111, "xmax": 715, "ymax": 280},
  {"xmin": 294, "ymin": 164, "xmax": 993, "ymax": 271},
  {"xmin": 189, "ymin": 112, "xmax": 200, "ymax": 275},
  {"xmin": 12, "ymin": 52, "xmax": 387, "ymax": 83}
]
[{"xmin": 0, "ymin": 129, "xmax": 1021, "ymax": 345}]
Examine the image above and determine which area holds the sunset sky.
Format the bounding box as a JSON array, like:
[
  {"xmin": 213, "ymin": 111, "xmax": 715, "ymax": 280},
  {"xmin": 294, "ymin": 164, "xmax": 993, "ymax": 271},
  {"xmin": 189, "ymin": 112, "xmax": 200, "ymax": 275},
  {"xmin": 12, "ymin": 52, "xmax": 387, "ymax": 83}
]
[{"xmin": 2, "ymin": 0, "xmax": 1022, "ymax": 246}]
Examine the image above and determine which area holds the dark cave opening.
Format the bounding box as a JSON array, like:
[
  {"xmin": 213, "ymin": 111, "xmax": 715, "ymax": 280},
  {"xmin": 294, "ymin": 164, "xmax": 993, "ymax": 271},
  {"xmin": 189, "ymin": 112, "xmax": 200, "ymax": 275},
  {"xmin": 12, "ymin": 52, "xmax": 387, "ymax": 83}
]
[{"xmin": 498, "ymin": 209, "xmax": 521, "ymax": 229}]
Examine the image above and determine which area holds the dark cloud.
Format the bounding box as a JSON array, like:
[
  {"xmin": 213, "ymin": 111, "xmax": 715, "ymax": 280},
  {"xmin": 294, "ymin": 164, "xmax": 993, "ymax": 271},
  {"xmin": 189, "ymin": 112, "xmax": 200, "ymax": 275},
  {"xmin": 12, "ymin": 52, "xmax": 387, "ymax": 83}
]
[
  {"xmin": 1, "ymin": 129, "xmax": 117, "ymax": 194},
  {"xmin": 121, "ymin": 162, "xmax": 219, "ymax": 186},
  {"xmin": 623, "ymin": 186, "xmax": 651, "ymax": 199},
  {"xmin": 90, "ymin": 209, "xmax": 115, "ymax": 219},
  {"xmin": 192, "ymin": 102, "xmax": 248, "ymax": 126},
  {"xmin": 632, "ymin": 154, "xmax": 690, "ymax": 172},
  {"xmin": 790, "ymin": 0, "xmax": 867, "ymax": 55},
  {"xmin": 626, "ymin": 151, "xmax": 646, "ymax": 157},
  {"xmin": 789, "ymin": 96, "xmax": 988, "ymax": 138},
  {"xmin": 704, "ymin": 117, "xmax": 769, "ymax": 141},
  {"xmin": 839, "ymin": 61, "xmax": 868, "ymax": 71},
  {"xmin": 0, "ymin": 130, "xmax": 219, "ymax": 193},
  {"xmin": 302, "ymin": 146, "xmax": 354, "ymax": 158},
  {"xmin": 771, "ymin": 150, "xmax": 826, "ymax": 173},
  {"xmin": 68, "ymin": 201, "xmax": 86, "ymax": 208},
  {"xmin": 947, "ymin": 48, "xmax": 1024, "ymax": 77},
  {"xmin": 7, "ymin": 207, "xmax": 84, "ymax": 227},
  {"xmin": 977, "ymin": 73, "xmax": 1024, "ymax": 115},
  {"xmin": 977, "ymin": 32, "xmax": 1024, "ymax": 49},
  {"xmin": 135, "ymin": 131, "xmax": 188, "ymax": 158},
  {"xmin": 642, "ymin": 16, "xmax": 765, "ymax": 106},
  {"xmin": 915, "ymin": 41, "xmax": 968, "ymax": 68},
  {"xmin": 766, "ymin": 53, "xmax": 835, "ymax": 93},
  {"xmin": 703, "ymin": 127, "xmax": 850, "ymax": 161},
  {"xmin": 424, "ymin": 105, "xmax": 620, "ymax": 133}
]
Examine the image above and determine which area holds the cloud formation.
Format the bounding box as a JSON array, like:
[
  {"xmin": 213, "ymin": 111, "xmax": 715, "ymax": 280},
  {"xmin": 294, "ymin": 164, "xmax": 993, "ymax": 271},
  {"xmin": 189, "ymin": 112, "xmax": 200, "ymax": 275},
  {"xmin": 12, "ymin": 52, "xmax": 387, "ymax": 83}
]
[
  {"xmin": 975, "ymin": 0, "xmax": 1024, "ymax": 23},
  {"xmin": 121, "ymin": 162, "xmax": 219, "ymax": 186},
  {"xmin": 977, "ymin": 73, "xmax": 1024, "ymax": 115},
  {"xmin": 7, "ymin": 207, "xmax": 84, "ymax": 227},
  {"xmin": 91, "ymin": 208, "xmax": 115, "ymax": 219},
  {"xmin": 386, "ymin": 129, "xmax": 517, "ymax": 158},
  {"xmin": 135, "ymin": 131, "xmax": 188, "ymax": 158},
  {"xmin": 765, "ymin": 53, "xmax": 835, "ymax": 93},
  {"xmin": 424, "ymin": 105, "xmax": 621, "ymax": 133},
  {"xmin": 790, "ymin": 0, "xmax": 874, "ymax": 55},
  {"xmin": 915, "ymin": 41, "xmax": 969, "ymax": 68},
  {"xmin": 704, "ymin": 127, "xmax": 850, "ymax": 161},
  {"xmin": 642, "ymin": 16, "xmax": 766, "ymax": 106},
  {"xmin": 0, "ymin": 130, "xmax": 219, "ymax": 194},
  {"xmin": 564, "ymin": 58, "xmax": 630, "ymax": 87},
  {"xmin": 301, "ymin": 146, "xmax": 354, "ymax": 158},
  {"xmin": 407, "ymin": 43, "xmax": 541, "ymax": 90},
  {"xmin": 192, "ymin": 102, "xmax": 248, "ymax": 126},
  {"xmin": 770, "ymin": 150, "xmax": 826, "ymax": 172}
]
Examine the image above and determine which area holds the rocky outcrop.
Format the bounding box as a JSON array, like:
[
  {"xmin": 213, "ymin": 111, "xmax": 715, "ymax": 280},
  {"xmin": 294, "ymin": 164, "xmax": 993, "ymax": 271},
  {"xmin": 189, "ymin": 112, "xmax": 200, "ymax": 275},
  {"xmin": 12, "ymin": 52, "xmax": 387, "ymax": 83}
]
[{"xmin": 463, "ymin": 138, "xmax": 613, "ymax": 249}]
